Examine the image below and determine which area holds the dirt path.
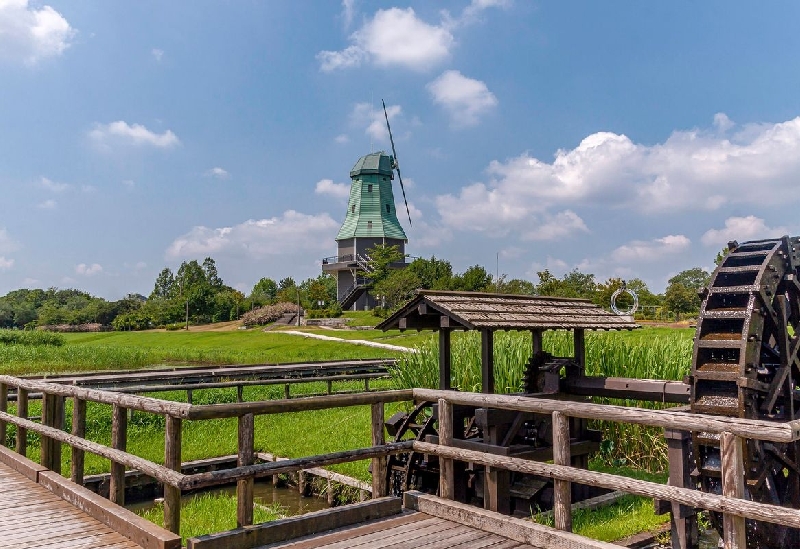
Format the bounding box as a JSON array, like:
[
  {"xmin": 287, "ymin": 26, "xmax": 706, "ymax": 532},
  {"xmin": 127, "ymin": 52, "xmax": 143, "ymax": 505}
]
[{"xmin": 280, "ymin": 330, "xmax": 417, "ymax": 353}]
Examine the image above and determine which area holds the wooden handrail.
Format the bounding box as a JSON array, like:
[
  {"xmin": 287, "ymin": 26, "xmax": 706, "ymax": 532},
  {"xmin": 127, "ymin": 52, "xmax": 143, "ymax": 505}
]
[{"xmin": 413, "ymin": 388, "xmax": 798, "ymax": 442}]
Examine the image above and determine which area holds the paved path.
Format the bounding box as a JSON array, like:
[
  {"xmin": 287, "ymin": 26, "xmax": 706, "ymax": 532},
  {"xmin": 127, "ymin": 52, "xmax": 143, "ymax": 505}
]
[{"xmin": 281, "ymin": 331, "xmax": 417, "ymax": 353}]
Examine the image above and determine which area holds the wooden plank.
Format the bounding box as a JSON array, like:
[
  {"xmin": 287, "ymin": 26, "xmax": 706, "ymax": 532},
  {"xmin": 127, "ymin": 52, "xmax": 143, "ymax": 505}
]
[
  {"xmin": 371, "ymin": 402, "xmax": 387, "ymax": 498},
  {"xmin": 296, "ymin": 517, "xmax": 456, "ymax": 549},
  {"xmin": 71, "ymin": 397, "xmax": 86, "ymax": 485},
  {"xmin": 15, "ymin": 387, "xmax": 27, "ymax": 456},
  {"xmin": 187, "ymin": 390, "xmax": 412, "ymax": 420},
  {"xmin": 552, "ymin": 411, "xmax": 572, "ymax": 532},
  {"xmin": 237, "ymin": 413, "xmax": 255, "ymax": 528},
  {"xmin": 164, "ymin": 415, "xmax": 182, "ymax": 534},
  {"xmin": 405, "ymin": 492, "xmax": 623, "ymax": 549},
  {"xmin": 481, "ymin": 330, "xmax": 494, "ymax": 394},
  {"xmin": 439, "ymin": 328, "xmax": 452, "ymax": 390},
  {"xmin": 439, "ymin": 398, "xmax": 455, "ymax": 501},
  {"xmin": 41, "ymin": 393, "xmax": 55, "ymax": 470},
  {"xmin": 721, "ymin": 432, "xmax": 746, "ymax": 549},
  {"xmin": 38, "ymin": 470, "xmax": 181, "ymax": 549},
  {"xmin": 0, "ymin": 444, "xmax": 47, "ymax": 481},
  {"xmin": 412, "ymin": 389, "xmax": 797, "ymax": 443},
  {"xmin": 412, "ymin": 441, "xmax": 800, "ymax": 530},
  {"xmin": 110, "ymin": 404, "xmax": 128, "ymax": 506},
  {"xmin": 186, "ymin": 497, "xmax": 402, "ymax": 549}
]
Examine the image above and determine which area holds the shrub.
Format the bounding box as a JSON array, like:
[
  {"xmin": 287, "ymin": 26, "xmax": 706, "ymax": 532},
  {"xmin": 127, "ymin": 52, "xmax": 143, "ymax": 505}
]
[{"xmin": 240, "ymin": 302, "xmax": 299, "ymax": 327}]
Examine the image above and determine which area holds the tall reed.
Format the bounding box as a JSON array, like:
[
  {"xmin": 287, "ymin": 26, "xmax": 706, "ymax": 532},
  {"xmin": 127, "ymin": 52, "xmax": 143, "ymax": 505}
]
[{"xmin": 391, "ymin": 329, "xmax": 693, "ymax": 472}]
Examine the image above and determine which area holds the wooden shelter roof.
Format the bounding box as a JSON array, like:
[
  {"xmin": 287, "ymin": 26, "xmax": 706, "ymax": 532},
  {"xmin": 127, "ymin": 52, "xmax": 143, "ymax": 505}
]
[{"xmin": 376, "ymin": 290, "xmax": 639, "ymax": 331}]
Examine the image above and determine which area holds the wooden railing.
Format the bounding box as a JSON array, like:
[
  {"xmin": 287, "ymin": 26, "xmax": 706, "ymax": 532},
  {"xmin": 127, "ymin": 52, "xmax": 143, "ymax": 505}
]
[
  {"xmin": 5, "ymin": 374, "xmax": 800, "ymax": 549},
  {"xmin": 0, "ymin": 374, "xmax": 411, "ymax": 535}
]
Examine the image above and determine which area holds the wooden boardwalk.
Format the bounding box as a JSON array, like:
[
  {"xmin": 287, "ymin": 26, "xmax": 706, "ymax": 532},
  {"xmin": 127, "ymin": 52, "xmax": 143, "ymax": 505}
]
[
  {"xmin": 0, "ymin": 460, "xmax": 140, "ymax": 549},
  {"xmin": 258, "ymin": 512, "xmax": 538, "ymax": 549}
]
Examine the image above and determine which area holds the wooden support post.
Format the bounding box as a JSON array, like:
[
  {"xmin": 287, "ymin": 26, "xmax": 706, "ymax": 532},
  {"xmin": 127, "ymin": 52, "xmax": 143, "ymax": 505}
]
[
  {"xmin": 532, "ymin": 329, "xmax": 543, "ymax": 355},
  {"xmin": 438, "ymin": 398, "xmax": 454, "ymax": 500},
  {"xmin": 327, "ymin": 477, "xmax": 335, "ymax": 505},
  {"xmin": 663, "ymin": 427, "xmax": 697, "ymax": 549},
  {"xmin": 365, "ymin": 378, "xmax": 370, "ymax": 392},
  {"xmin": 0, "ymin": 382, "xmax": 6, "ymax": 447},
  {"xmin": 164, "ymin": 415, "xmax": 182, "ymax": 535},
  {"xmin": 484, "ymin": 408, "xmax": 510, "ymax": 514},
  {"xmin": 52, "ymin": 395, "xmax": 64, "ymax": 475},
  {"xmin": 186, "ymin": 389, "xmax": 193, "ymax": 404},
  {"xmin": 16, "ymin": 388, "xmax": 28, "ymax": 456},
  {"xmin": 71, "ymin": 398, "xmax": 86, "ymax": 485},
  {"xmin": 573, "ymin": 329, "xmax": 586, "ymax": 373},
  {"xmin": 371, "ymin": 402, "xmax": 388, "ymax": 498},
  {"xmin": 237, "ymin": 413, "xmax": 255, "ymax": 527},
  {"xmin": 41, "ymin": 393, "xmax": 63, "ymax": 472},
  {"xmin": 553, "ymin": 410, "xmax": 572, "ymax": 532},
  {"xmin": 284, "ymin": 384, "xmax": 290, "ymax": 400},
  {"xmin": 439, "ymin": 328, "xmax": 452, "ymax": 390},
  {"xmin": 327, "ymin": 380, "xmax": 333, "ymax": 394},
  {"xmin": 110, "ymin": 404, "xmax": 128, "ymax": 505},
  {"xmin": 41, "ymin": 393, "xmax": 53, "ymax": 468},
  {"xmin": 272, "ymin": 454, "xmax": 279, "ymax": 486},
  {"xmin": 481, "ymin": 329, "xmax": 494, "ymax": 394},
  {"xmin": 721, "ymin": 432, "xmax": 746, "ymax": 549},
  {"xmin": 298, "ymin": 470, "xmax": 307, "ymax": 496}
]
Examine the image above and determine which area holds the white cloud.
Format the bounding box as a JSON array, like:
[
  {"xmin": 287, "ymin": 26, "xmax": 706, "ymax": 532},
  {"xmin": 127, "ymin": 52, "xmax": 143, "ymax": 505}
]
[
  {"xmin": 0, "ymin": 229, "xmax": 20, "ymax": 254},
  {"xmin": 611, "ymin": 235, "xmax": 691, "ymax": 263},
  {"xmin": 436, "ymin": 115, "xmax": 800, "ymax": 234},
  {"xmin": 315, "ymin": 179, "xmax": 351, "ymax": 199},
  {"xmin": 350, "ymin": 101, "xmax": 401, "ymax": 142},
  {"xmin": 446, "ymin": 0, "xmax": 511, "ymax": 29},
  {"xmin": 0, "ymin": 257, "xmax": 13, "ymax": 270},
  {"xmin": 166, "ymin": 210, "xmax": 340, "ymax": 260},
  {"xmin": 205, "ymin": 167, "xmax": 229, "ymax": 179},
  {"xmin": 37, "ymin": 176, "xmax": 70, "ymax": 192},
  {"xmin": 75, "ymin": 263, "xmax": 103, "ymax": 276},
  {"xmin": 151, "ymin": 48, "xmax": 163, "ymax": 62},
  {"xmin": 522, "ymin": 210, "xmax": 589, "ymax": 241},
  {"xmin": 701, "ymin": 216, "xmax": 788, "ymax": 246},
  {"xmin": 0, "ymin": 0, "xmax": 75, "ymax": 64},
  {"xmin": 341, "ymin": 0, "xmax": 356, "ymax": 28},
  {"xmin": 713, "ymin": 112, "xmax": 734, "ymax": 132},
  {"xmin": 335, "ymin": 134, "xmax": 349, "ymax": 144},
  {"xmin": 318, "ymin": 7, "xmax": 453, "ymax": 72},
  {"xmin": 427, "ymin": 70, "xmax": 497, "ymax": 127},
  {"xmin": 122, "ymin": 179, "xmax": 135, "ymax": 188},
  {"xmin": 90, "ymin": 121, "xmax": 180, "ymax": 149},
  {"xmin": 22, "ymin": 277, "xmax": 39, "ymax": 286},
  {"xmin": 37, "ymin": 199, "xmax": 57, "ymax": 209}
]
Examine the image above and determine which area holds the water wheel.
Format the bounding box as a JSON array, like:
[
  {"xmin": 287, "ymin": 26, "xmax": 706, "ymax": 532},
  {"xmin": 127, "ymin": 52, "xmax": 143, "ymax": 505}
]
[{"xmin": 692, "ymin": 236, "xmax": 800, "ymax": 548}]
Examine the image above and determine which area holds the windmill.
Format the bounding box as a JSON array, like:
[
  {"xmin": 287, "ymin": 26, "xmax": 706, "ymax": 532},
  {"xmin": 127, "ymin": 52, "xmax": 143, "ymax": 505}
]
[{"xmin": 321, "ymin": 99, "xmax": 413, "ymax": 311}]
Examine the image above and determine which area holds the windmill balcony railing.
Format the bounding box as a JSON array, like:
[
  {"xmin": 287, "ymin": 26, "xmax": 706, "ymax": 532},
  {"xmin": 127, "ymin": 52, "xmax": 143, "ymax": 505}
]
[{"xmin": 321, "ymin": 255, "xmax": 418, "ymax": 265}]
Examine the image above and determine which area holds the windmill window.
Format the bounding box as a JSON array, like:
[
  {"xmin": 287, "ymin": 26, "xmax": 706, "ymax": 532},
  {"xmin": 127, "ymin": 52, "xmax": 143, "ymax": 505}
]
[
  {"xmin": 367, "ymin": 221, "xmax": 373, "ymax": 229},
  {"xmin": 386, "ymin": 204, "xmax": 391, "ymax": 213},
  {"xmin": 351, "ymin": 205, "xmax": 355, "ymax": 214},
  {"xmin": 367, "ymin": 184, "xmax": 373, "ymax": 193}
]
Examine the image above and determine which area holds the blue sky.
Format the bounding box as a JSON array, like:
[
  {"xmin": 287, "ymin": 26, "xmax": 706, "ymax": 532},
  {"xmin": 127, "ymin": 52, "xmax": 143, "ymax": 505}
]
[{"xmin": 3, "ymin": 0, "xmax": 800, "ymax": 299}]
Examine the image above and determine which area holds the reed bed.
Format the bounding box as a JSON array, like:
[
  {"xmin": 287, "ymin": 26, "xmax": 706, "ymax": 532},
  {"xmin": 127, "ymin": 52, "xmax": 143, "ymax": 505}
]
[
  {"xmin": 0, "ymin": 329, "xmax": 65, "ymax": 347},
  {"xmin": 391, "ymin": 329, "xmax": 693, "ymax": 472}
]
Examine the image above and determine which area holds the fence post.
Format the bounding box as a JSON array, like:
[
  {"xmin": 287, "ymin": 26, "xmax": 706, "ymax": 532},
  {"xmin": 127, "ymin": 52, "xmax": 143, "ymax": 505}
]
[
  {"xmin": 52, "ymin": 395, "xmax": 64, "ymax": 475},
  {"xmin": 164, "ymin": 415, "xmax": 182, "ymax": 534},
  {"xmin": 553, "ymin": 410, "xmax": 572, "ymax": 532},
  {"xmin": 371, "ymin": 401, "xmax": 388, "ymax": 498},
  {"xmin": 16, "ymin": 388, "xmax": 27, "ymax": 456},
  {"xmin": 721, "ymin": 432, "xmax": 746, "ymax": 549},
  {"xmin": 438, "ymin": 398, "xmax": 454, "ymax": 500},
  {"xmin": 41, "ymin": 393, "xmax": 60, "ymax": 471},
  {"xmin": 71, "ymin": 398, "xmax": 86, "ymax": 484},
  {"xmin": 110, "ymin": 404, "xmax": 128, "ymax": 505},
  {"xmin": 237, "ymin": 413, "xmax": 255, "ymax": 527},
  {"xmin": 0, "ymin": 382, "xmax": 6, "ymax": 447}
]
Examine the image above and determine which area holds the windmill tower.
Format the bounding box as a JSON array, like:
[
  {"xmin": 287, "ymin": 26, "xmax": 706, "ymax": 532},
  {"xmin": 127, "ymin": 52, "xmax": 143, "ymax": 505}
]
[{"xmin": 322, "ymin": 102, "xmax": 412, "ymax": 310}]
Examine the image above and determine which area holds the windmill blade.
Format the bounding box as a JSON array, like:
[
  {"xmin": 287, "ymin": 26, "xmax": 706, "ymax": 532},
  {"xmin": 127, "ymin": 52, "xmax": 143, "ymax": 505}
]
[{"xmin": 382, "ymin": 99, "xmax": 412, "ymax": 227}]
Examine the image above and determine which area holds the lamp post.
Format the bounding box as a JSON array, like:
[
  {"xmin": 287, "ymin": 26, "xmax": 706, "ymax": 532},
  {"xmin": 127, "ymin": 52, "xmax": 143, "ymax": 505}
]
[{"xmin": 296, "ymin": 289, "xmax": 301, "ymax": 327}]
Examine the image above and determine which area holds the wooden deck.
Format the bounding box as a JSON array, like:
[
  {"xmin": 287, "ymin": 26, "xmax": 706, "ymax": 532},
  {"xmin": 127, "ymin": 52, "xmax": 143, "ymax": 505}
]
[
  {"xmin": 0, "ymin": 460, "xmax": 140, "ymax": 549},
  {"xmin": 258, "ymin": 511, "xmax": 538, "ymax": 549}
]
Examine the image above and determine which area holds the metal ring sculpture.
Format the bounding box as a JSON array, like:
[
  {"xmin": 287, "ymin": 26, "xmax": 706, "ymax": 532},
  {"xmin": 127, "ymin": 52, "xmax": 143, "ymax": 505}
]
[{"xmin": 610, "ymin": 283, "xmax": 639, "ymax": 316}]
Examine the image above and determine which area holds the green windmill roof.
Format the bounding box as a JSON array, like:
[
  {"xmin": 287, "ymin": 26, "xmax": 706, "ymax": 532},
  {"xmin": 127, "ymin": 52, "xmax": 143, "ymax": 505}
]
[{"xmin": 336, "ymin": 152, "xmax": 408, "ymax": 241}]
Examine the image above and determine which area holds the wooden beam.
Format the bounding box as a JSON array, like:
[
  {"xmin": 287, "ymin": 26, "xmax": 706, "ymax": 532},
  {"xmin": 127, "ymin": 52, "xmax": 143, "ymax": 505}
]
[
  {"xmin": 438, "ymin": 398, "xmax": 454, "ymax": 500},
  {"xmin": 532, "ymin": 329, "xmax": 543, "ymax": 355},
  {"xmin": 418, "ymin": 303, "xmax": 428, "ymax": 315},
  {"xmin": 71, "ymin": 398, "xmax": 86, "ymax": 485},
  {"xmin": 553, "ymin": 411, "xmax": 572, "ymax": 532},
  {"xmin": 574, "ymin": 329, "xmax": 585, "ymax": 372},
  {"xmin": 721, "ymin": 432, "xmax": 746, "ymax": 549},
  {"xmin": 371, "ymin": 402, "xmax": 387, "ymax": 498},
  {"xmin": 164, "ymin": 416, "xmax": 182, "ymax": 535},
  {"xmin": 481, "ymin": 329, "xmax": 494, "ymax": 394},
  {"xmin": 439, "ymin": 328, "xmax": 452, "ymax": 390},
  {"xmin": 0, "ymin": 382, "xmax": 6, "ymax": 447},
  {"xmin": 110, "ymin": 404, "xmax": 128, "ymax": 505},
  {"xmin": 412, "ymin": 388, "xmax": 798, "ymax": 443},
  {"xmin": 186, "ymin": 497, "xmax": 401, "ymax": 549},
  {"xmin": 237, "ymin": 413, "xmax": 255, "ymax": 528},
  {"xmin": 404, "ymin": 491, "xmax": 623, "ymax": 549},
  {"xmin": 15, "ymin": 388, "xmax": 27, "ymax": 456}
]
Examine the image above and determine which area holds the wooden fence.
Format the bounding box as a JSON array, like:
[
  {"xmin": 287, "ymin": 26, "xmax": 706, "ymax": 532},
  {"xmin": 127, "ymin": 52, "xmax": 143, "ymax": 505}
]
[{"xmin": 3, "ymin": 374, "xmax": 800, "ymax": 549}]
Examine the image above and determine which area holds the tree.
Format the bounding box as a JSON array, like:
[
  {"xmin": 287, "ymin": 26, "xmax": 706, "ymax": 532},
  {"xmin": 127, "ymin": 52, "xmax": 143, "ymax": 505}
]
[
  {"xmin": 151, "ymin": 268, "xmax": 175, "ymax": 300},
  {"xmin": 668, "ymin": 268, "xmax": 710, "ymax": 292},
  {"xmin": 373, "ymin": 269, "xmax": 421, "ymax": 310},
  {"xmin": 497, "ymin": 277, "xmax": 536, "ymax": 295},
  {"xmin": 202, "ymin": 257, "xmax": 223, "ymax": 288},
  {"xmin": 665, "ymin": 282, "xmax": 698, "ymax": 320},
  {"xmin": 361, "ymin": 244, "xmax": 404, "ymax": 286},
  {"xmin": 535, "ymin": 268, "xmax": 596, "ymax": 299},
  {"xmin": 250, "ymin": 278, "xmax": 278, "ymax": 306},
  {"xmin": 407, "ymin": 256, "xmax": 453, "ymax": 290},
  {"xmin": 453, "ymin": 265, "xmax": 493, "ymax": 291}
]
